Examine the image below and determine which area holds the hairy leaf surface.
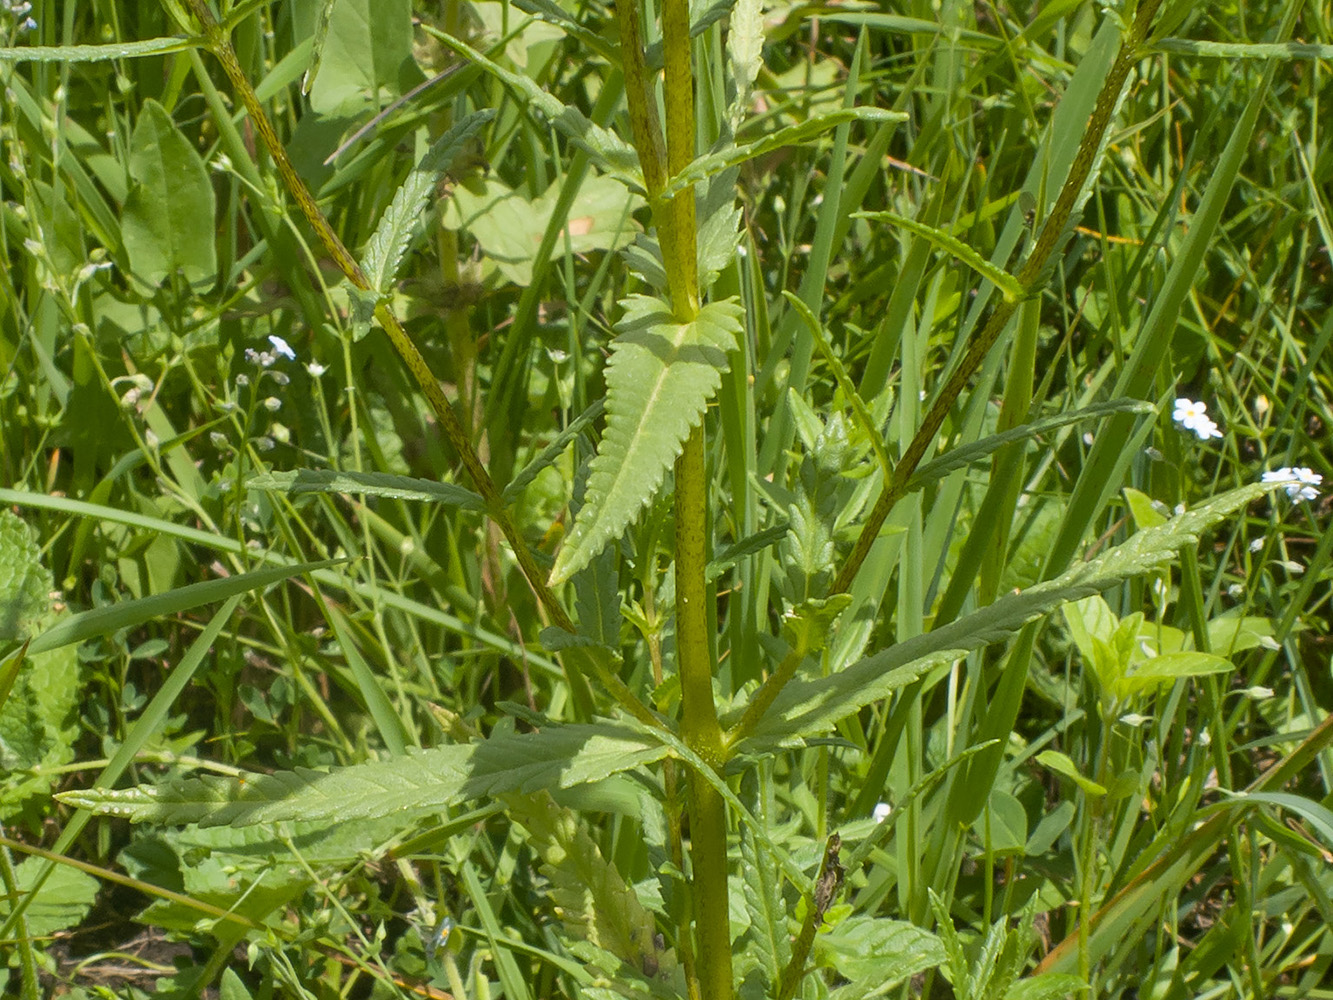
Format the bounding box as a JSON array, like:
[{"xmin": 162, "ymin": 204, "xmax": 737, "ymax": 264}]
[
  {"xmin": 549, "ymin": 295, "xmax": 745, "ymax": 584},
  {"xmin": 59, "ymin": 722, "xmax": 669, "ymax": 827}
]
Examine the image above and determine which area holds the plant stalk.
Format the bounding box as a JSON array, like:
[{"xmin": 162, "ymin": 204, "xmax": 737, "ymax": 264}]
[
  {"xmin": 172, "ymin": 0, "xmax": 681, "ymax": 723},
  {"xmin": 830, "ymin": 0, "xmax": 1165, "ymax": 597}
]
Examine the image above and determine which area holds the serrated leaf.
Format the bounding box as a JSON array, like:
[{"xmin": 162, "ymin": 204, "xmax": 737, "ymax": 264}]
[
  {"xmin": 0, "ymin": 510, "xmax": 47, "ymax": 640},
  {"xmin": 361, "ymin": 110, "xmax": 495, "ymax": 294},
  {"xmin": 121, "ymin": 99, "xmax": 216, "ymax": 286},
  {"xmin": 58, "ymin": 721, "xmax": 670, "ymax": 827},
  {"xmin": 740, "ymin": 822, "xmax": 789, "ymax": 983},
  {"xmin": 549, "ymin": 296, "xmax": 744, "ymax": 584},
  {"xmin": 821, "ymin": 918, "xmax": 946, "ymax": 997},
  {"xmin": 660, "ymin": 108, "xmax": 905, "ymax": 200},
  {"xmin": 301, "ymin": 0, "xmax": 338, "ymax": 94},
  {"xmin": 248, "ymin": 468, "xmax": 484, "ymax": 510},
  {"xmin": 503, "ymin": 398, "xmax": 605, "ymax": 504},
  {"xmin": 727, "ymin": 0, "xmax": 765, "ymax": 123},
  {"xmin": 1005, "ymin": 974, "xmax": 1089, "ymax": 1000},
  {"xmin": 737, "ymin": 483, "xmax": 1278, "ymax": 749}
]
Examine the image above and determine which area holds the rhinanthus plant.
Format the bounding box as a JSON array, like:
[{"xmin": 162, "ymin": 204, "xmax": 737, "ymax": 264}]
[{"xmin": 2, "ymin": 1, "xmax": 1331, "ymax": 999}]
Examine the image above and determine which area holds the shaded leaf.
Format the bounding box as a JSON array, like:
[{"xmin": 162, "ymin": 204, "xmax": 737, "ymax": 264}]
[
  {"xmin": 361, "ymin": 110, "xmax": 495, "ymax": 294},
  {"xmin": 121, "ymin": 99, "xmax": 216, "ymax": 286},
  {"xmin": 248, "ymin": 468, "xmax": 485, "ymax": 510}
]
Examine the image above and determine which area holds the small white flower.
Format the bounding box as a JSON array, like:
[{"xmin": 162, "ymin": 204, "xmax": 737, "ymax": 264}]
[
  {"xmin": 1262, "ymin": 467, "xmax": 1322, "ymax": 501},
  {"xmin": 873, "ymin": 802, "xmax": 891, "ymax": 823},
  {"xmin": 235, "ymin": 373, "xmax": 249, "ymax": 387},
  {"xmin": 1248, "ymin": 538, "xmax": 1264, "ymax": 553},
  {"xmin": 1257, "ymin": 636, "xmax": 1280, "ymax": 651},
  {"xmin": 1226, "ymin": 583, "xmax": 1244, "ymax": 598},
  {"xmin": 267, "ymin": 335, "xmax": 296, "ymax": 360},
  {"xmin": 1173, "ymin": 397, "xmax": 1207, "ymax": 426},
  {"xmin": 1243, "ymin": 686, "xmax": 1274, "ymax": 699},
  {"xmin": 1173, "ymin": 398, "xmax": 1224, "ymax": 441},
  {"xmin": 1119, "ymin": 713, "xmax": 1151, "ymax": 727},
  {"xmin": 306, "ymin": 361, "xmax": 327, "ymax": 378},
  {"xmin": 263, "ymin": 396, "xmax": 281, "ymax": 412}
]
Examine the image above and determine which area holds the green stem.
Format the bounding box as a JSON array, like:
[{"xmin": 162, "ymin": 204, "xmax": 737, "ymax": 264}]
[
  {"xmin": 171, "ymin": 0, "xmax": 652, "ymax": 721},
  {"xmin": 677, "ymin": 425, "xmax": 731, "ymax": 999},
  {"xmin": 830, "ymin": 0, "xmax": 1165, "ymax": 597}
]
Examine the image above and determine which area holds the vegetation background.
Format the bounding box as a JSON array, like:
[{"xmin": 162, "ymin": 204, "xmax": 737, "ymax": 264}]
[{"xmin": 1, "ymin": 0, "xmax": 1331, "ymax": 998}]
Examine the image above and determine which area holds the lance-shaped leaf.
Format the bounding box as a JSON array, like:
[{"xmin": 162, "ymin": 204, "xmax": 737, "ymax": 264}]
[
  {"xmin": 549, "ymin": 295, "xmax": 744, "ymax": 585},
  {"xmin": 57, "ymin": 721, "xmax": 669, "ymax": 827},
  {"xmin": 361, "ymin": 110, "xmax": 495, "ymax": 294},
  {"xmin": 735, "ymin": 482, "xmax": 1279, "ymax": 751},
  {"xmin": 248, "ymin": 469, "xmax": 484, "ymax": 510}
]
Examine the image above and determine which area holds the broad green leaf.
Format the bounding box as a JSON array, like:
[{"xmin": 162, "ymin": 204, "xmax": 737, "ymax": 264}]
[
  {"xmin": 1036, "ymin": 750, "xmax": 1107, "ymax": 797},
  {"xmin": 0, "ymin": 37, "xmax": 198, "ymax": 62},
  {"xmin": 248, "ymin": 468, "xmax": 485, "ymax": 510},
  {"xmin": 660, "ymin": 108, "xmax": 905, "ymax": 201},
  {"xmin": 972, "ymin": 788, "xmax": 1029, "ymax": 856},
  {"xmin": 0, "ymin": 858, "xmax": 98, "ymax": 938},
  {"xmin": 428, "ymin": 27, "xmax": 640, "ymax": 185},
  {"xmin": 306, "ymin": 0, "xmax": 421, "ymax": 115},
  {"xmin": 1005, "ymin": 974, "xmax": 1089, "ymax": 1000},
  {"xmin": 58, "ymin": 722, "xmax": 670, "ymax": 827},
  {"xmin": 1124, "ymin": 651, "xmax": 1233, "ymax": 684},
  {"xmin": 549, "ymin": 295, "xmax": 745, "ymax": 584},
  {"xmin": 361, "ymin": 110, "xmax": 496, "ymax": 294},
  {"xmin": 738, "ymin": 483, "xmax": 1278, "ymax": 748},
  {"xmin": 442, "ymin": 174, "xmax": 643, "ymax": 286},
  {"xmin": 121, "ymin": 99, "xmax": 216, "ymax": 286},
  {"xmin": 1206, "ymin": 613, "xmax": 1278, "ymax": 655},
  {"xmin": 820, "ymin": 918, "xmax": 945, "ymax": 996},
  {"xmin": 855, "ymin": 210, "xmax": 1026, "ymax": 303},
  {"xmin": 1123, "ymin": 487, "xmax": 1168, "ymax": 529}
]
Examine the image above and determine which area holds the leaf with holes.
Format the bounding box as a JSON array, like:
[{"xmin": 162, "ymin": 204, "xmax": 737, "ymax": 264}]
[{"xmin": 549, "ymin": 296, "xmax": 743, "ymax": 585}]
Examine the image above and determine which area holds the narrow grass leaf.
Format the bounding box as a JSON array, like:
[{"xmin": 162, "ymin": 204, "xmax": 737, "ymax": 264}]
[
  {"xmin": 855, "ymin": 210, "xmax": 1026, "ymax": 303},
  {"xmin": 27, "ymin": 559, "xmax": 344, "ymax": 657},
  {"xmin": 0, "ymin": 37, "xmax": 198, "ymax": 62},
  {"xmin": 660, "ymin": 108, "xmax": 905, "ymax": 201},
  {"xmin": 426, "ymin": 26, "xmax": 640, "ymax": 185}
]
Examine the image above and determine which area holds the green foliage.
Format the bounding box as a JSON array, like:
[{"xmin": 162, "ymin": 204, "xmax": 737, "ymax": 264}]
[
  {"xmin": 121, "ymin": 99, "xmax": 217, "ymax": 287},
  {"xmin": 550, "ymin": 295, "xmax": 745, "ymax": 584},
  {"xmin": 3, "ymin": 0, "xmax": 1332, "ymax": 997}
]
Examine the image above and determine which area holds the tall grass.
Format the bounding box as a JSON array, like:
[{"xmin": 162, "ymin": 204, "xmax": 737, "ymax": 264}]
[{"xmin": 1, "ymin": 1, "xmax": 1332, "ymax": 998}]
